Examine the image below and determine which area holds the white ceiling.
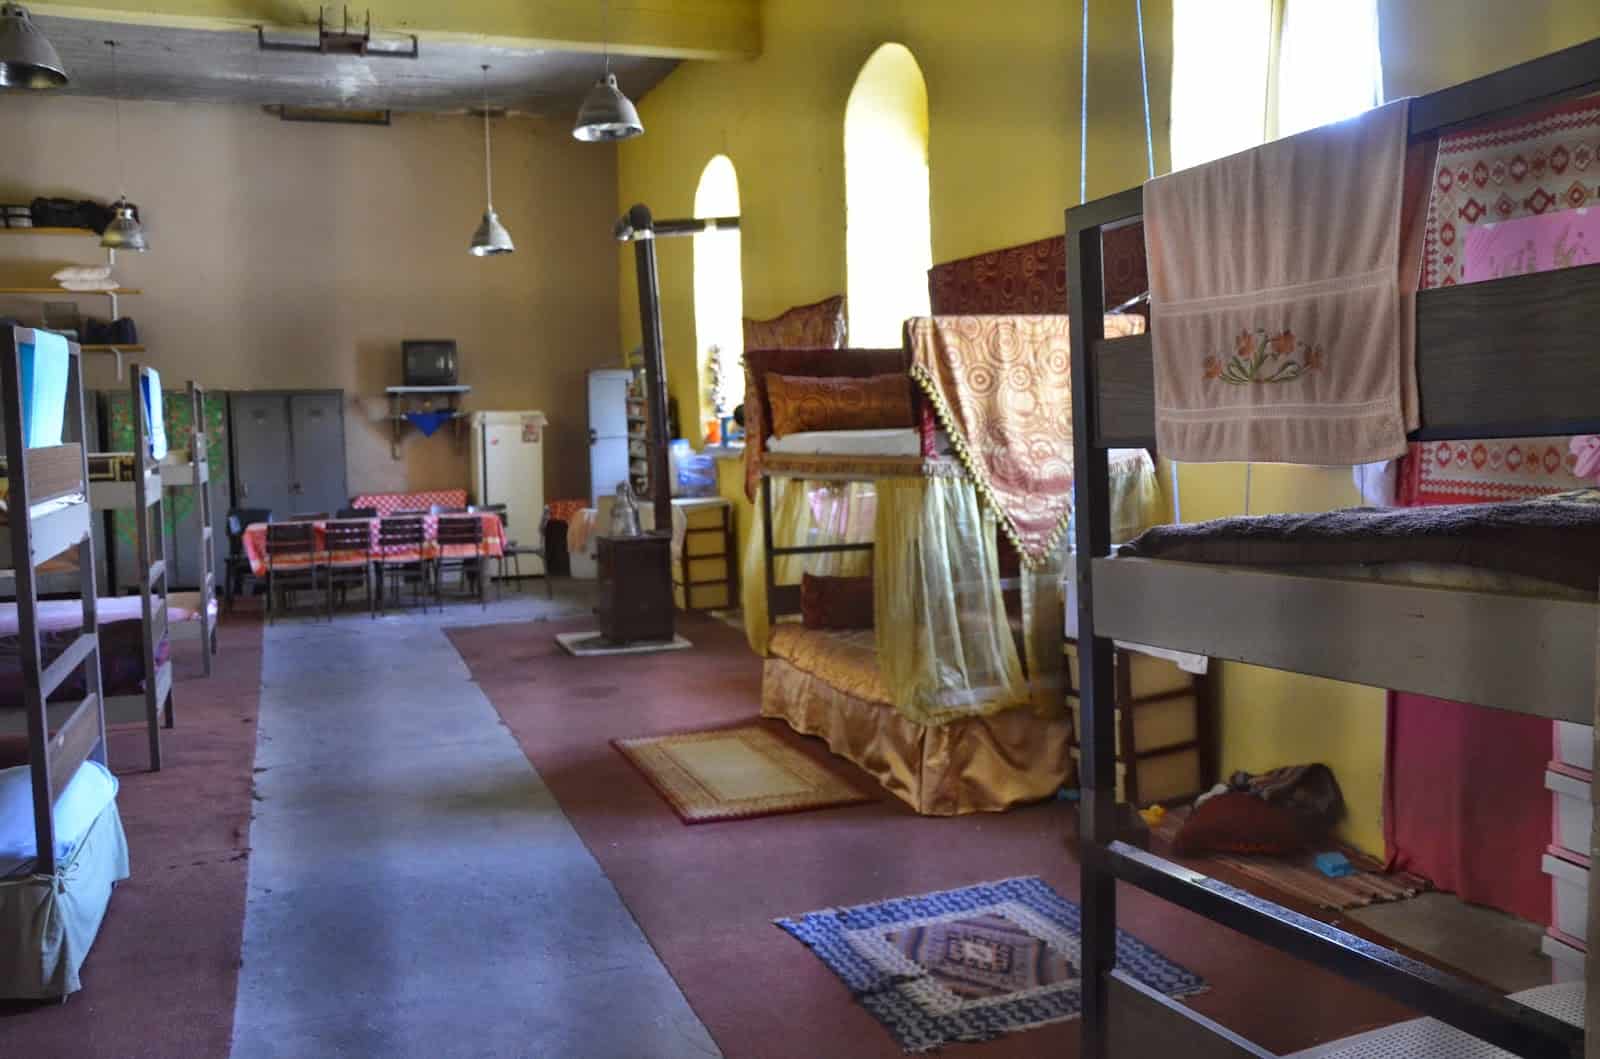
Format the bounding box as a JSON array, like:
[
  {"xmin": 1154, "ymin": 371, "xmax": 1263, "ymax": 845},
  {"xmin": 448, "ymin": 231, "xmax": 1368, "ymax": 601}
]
[{"xmin": 34, "ymin": 15, "xmax": 677, "ymax": 118}]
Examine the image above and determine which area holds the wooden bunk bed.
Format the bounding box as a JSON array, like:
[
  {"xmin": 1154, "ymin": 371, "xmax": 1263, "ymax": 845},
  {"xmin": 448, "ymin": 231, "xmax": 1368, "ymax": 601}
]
[
  {"xmin": 0, "ymin": 326, "xmax": 129, "ymax": 999},
  {"xmin": 1066, "ymin": 37, "xmax": 1600, "ymax": 1059},
  {"xmin": 161, "ymin": 380, "xmax": 217, "ymax": 674}
]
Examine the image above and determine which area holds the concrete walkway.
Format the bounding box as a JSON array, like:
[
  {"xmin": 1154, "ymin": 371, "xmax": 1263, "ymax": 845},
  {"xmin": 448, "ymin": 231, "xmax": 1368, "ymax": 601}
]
[{"xmin": 231, "ymin": 592, "xmax": 720, "ymax": 1059}]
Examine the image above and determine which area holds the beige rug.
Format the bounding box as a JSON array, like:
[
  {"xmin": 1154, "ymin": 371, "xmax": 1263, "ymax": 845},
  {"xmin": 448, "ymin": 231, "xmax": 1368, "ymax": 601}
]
[{"xmin": 614, "ymin": 724, "xmax": 873, "ymax": 824}]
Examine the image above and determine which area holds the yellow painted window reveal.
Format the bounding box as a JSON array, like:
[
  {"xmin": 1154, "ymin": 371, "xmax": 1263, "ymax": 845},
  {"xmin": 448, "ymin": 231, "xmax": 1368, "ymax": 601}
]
[
  {"xmin": 693, "ymin": 154, "xmax": 744, "ymax": 431},
  {"xmin": 844, "ymin": 43, "xmax": 932, "ymax": 349}
]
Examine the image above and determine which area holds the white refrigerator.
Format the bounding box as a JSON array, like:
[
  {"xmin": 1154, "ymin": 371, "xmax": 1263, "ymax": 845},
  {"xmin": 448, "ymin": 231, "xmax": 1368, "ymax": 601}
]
[
  {"xmin": 587, "ymin": 369, "xmax": 634, "ymax": 506},
  {"xmin": 468, "ymin": 410, "xmax": 547, "ymax": 574}
]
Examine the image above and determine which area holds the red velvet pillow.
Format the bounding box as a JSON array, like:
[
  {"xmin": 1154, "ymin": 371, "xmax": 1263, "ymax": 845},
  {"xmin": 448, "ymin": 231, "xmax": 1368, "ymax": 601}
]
[
  {"xmin": 1173, "ymin": 792, "xmax": 1310, "ymax": 856},
  {"xmin": 800, "ymin": 574, "xmax": 874, "ymax": 630}
]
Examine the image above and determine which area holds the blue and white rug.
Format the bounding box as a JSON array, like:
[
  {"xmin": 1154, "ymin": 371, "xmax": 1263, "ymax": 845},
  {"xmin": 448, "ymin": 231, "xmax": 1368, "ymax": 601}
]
[{"xmin": 776, "ymin": 876, "xmax": 1206, "ymax": 1053}]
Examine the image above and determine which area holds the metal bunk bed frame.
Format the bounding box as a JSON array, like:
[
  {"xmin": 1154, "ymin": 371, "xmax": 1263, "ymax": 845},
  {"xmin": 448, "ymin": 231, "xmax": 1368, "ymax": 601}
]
[
  {"xmin": 1066, "ymin": 36, "xmax": 1600, "ymax": 1059},
  {"xmin": 171, "ymin": 380, "xmax": 215, "ymax": 675},
  {"xmin": 4, "ymin": 327, "xmax": 107, "ymax": 879},
  {"xmin": 88, "ymin": 363, "xmax": 175, "ymax": 769}
]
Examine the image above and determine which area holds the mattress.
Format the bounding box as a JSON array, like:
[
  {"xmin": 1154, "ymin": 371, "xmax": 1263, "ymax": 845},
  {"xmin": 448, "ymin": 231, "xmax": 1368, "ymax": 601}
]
[
  {"xmin": 0, "ymin": 607, "xmax": 168, "ymax": 706},
  {"xmin": 768, "ymin": 624, "xmax": 888, "ymax": 704},
  {"xmin": 1120, "ymin": 487, "xmax": 1600, "ymax": 593},
  {"xmin": 0, "ymin": 596, "xmax": 208, "ymax": 637},
  {"xmin": 767, "ymin": 428, "xmax": 925, "ymax": 458},
  {"xmin": 0, "ymin": 758, "xmax": 117, "ymax": 877}
]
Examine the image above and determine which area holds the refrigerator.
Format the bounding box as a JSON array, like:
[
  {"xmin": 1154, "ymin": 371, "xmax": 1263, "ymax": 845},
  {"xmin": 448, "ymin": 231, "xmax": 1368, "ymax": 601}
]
[
  {"xmin": 587, "ymin": 369, "xmax": 634, "ymax": 506},
  {"xmin": 468, "ymin": 411, "xmax": 547, "ymax": 573}
]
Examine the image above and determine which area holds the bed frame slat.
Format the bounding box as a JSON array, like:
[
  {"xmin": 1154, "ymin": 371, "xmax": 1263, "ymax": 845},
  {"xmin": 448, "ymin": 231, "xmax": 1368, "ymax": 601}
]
[
  {"xmin": 1108, "ymin": 973, "xmax": 1277, "ymax": 1059},
  {"xmin": 38, "ymin": 631, "xmax": 97, "ymax": 700},
  {"xmin": 47, "ymin": 692, "xmax": 100, "ymax": 804}
]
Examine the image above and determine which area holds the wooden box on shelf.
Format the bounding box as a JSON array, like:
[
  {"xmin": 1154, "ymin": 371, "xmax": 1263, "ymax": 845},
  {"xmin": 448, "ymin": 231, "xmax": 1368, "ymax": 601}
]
[
  {"xmin": 596, "ymin": 532, "xmax": 675, "ymax": 644},
  {"xmin": 1064, "ymin": 639, "xmax": 1212, "ymax": 806}
]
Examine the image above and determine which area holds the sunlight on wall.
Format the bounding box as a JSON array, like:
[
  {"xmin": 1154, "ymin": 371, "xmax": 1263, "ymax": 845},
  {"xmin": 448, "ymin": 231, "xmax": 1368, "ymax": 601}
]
[
  {"xmin": 844, "ymin": 43, "xmax": 932, "ymax": 348},
  {"xmin": 693, "ymin": 154, "xmax": 743, "ymax": 430}
]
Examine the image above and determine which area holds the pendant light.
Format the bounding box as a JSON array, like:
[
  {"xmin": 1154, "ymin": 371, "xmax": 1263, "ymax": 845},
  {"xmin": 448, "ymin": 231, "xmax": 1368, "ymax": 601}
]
[
  {"xmin": 469, "ymin": 64, "xmax": 513, "ymax": 257},
  {"xmin": 0, "ymin": 3, "xmax": 66, "ymax": 90},
  {"xmin": 573, "ymin": 0, "xmax": 642, "ymax": 142},
  {"xmin": 101, "ymin": 40, "xmax": 147, "ymax": 252}
]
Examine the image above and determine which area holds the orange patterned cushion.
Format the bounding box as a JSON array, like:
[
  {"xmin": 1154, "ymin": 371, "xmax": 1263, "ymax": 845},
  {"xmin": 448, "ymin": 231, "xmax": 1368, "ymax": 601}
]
[
  {"xmin": 765, "ymin": 373, "xmax": 914, "ymax": 438},
  {"xmin": 742, "ymin": 295, "xmax": 847, "ymax": 351}
]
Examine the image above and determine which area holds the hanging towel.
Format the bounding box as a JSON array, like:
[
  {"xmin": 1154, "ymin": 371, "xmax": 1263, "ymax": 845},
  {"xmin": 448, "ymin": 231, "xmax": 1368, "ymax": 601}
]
[
  {"xmin": 1144, "ymin": 99, "xmax": 1431, "ymax": 464},
  {"xmin": 140, "ymin": 369, "xmax": 167, "ymax": 460},
  {"xmin": 405, "ymin": 410, "xmax": 453, "ymax": 437},
  {"xmin": 18, "ymin": 330, "xmax": 68, "ymax": 448}
]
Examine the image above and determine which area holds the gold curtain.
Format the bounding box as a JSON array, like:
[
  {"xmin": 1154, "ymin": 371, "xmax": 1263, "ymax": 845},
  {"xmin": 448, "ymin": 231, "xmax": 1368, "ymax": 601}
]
[{"xmin": 741, "ymin": 477, "xmax": 873, "ymax": 654}]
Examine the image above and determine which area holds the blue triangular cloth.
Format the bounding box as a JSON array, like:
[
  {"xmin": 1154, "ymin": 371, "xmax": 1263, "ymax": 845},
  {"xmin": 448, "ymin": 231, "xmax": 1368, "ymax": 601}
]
[{"xmin": 405, "ymin": 411, "xmax": 453, "ymax": 437}]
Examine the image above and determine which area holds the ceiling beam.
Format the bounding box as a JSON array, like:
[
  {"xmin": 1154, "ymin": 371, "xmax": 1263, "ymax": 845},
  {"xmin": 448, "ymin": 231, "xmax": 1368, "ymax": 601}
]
[{"xmin": 30, "ymin": 1, "xmax": 760, "ymax": 61}]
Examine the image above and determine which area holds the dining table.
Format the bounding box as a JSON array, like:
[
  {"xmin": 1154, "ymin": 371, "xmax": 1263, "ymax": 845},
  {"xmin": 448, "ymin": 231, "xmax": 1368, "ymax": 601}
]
[{"xmin": 243, "ymin": 513, "xmax": 504, "ymax": 576}]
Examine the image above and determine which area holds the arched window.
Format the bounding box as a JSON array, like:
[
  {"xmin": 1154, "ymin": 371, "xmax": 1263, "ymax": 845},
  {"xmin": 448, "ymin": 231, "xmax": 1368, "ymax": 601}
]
[
  {"xmin": 844, "ymin": 43, "xmax": 932, "ymax": 348},
  {"xmin": 693, "ymin": 155, "xmax": 743, "ymax": 434}
]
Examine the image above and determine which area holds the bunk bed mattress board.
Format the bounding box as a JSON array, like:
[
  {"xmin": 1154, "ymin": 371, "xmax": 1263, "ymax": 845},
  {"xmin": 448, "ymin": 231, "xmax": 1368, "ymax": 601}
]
[
  {"xmin": 1286, "ymin": 981, "xmax": 1581, "ymax": 1058},
  {"xmin": 1119, "ymin": 489, "xmax": 1600, "ymax": 592},
  {"xmin": 0, "ymin": 798, "xmax": 128, "ymax": 999},
  {"xmin": 762, "ymin": 657, "xmax": 1073, "ymax": 816}
]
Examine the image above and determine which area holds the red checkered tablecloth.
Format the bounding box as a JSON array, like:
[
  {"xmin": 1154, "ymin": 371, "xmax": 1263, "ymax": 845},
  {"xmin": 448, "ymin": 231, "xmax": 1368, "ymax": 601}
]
[
  {"xmin": 348, "ymin": 490, "xmax": 469, "ymax": 517},
  {"xmin": 544, "ymin": 498, "xmax": 587, "ymax": 524},
  {"xmin": 245, "ymin": 514, "xmax": 502, "ymax": 576}
]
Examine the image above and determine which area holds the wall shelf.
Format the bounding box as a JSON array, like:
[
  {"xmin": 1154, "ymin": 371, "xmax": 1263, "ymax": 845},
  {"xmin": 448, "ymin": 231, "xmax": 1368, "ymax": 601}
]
[
  {"xmin": 0, "ymin": 227, "xmax": 100, "ymax": 237},
  {"xmin": 0, "ymin": 287, "xmax": 141, "ymax": 295},
  {"xmin": 385, "ymin": 385, "xmax": 471, "ymax": 459}
]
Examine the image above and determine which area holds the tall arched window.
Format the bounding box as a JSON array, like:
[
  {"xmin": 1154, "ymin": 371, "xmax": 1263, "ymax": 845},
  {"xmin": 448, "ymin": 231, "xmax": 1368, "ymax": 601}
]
[
  {"xmin": 844, "ymin": 44, "xmax": 932, "ymax": 348},
  {"xmin": 693, "ymin": 155, "xmax": 743, "ymax": 433}
]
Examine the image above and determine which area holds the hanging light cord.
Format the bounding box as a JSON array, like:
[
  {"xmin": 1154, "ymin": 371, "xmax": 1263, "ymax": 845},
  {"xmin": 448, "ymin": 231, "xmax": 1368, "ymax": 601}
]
[
  {"xmin": 1078, "ymin": 0, "xmax": 1089, "ymax": 204},
  {"xmin": 109, "ymin": 41, "xmax": 125, "ymax": 200},
  {"xmin": 480, "ymin": 65, "xmax": 493, "ymax": 208},
  {"xmin": 1135, "ymin": 0, "xmax": 1155, "ymax": 180}
]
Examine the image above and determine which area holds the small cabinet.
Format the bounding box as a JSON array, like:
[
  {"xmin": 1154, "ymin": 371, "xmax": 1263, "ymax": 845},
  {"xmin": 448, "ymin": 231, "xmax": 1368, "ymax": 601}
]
[
  {"xmin": 1065, "ymin": 640, "xmax": 1212, "ymax": 806},
  {"xmin": 596, "ymin": 533, "xmax": 675, "ymax": 643},
  {"xmin": 671, "ymin": 497, "xmax": 735, "ymax": 612}
]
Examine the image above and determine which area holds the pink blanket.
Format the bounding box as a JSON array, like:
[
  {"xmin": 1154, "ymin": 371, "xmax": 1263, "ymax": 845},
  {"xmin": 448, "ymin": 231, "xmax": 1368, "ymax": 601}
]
[
  {"xmin": 0, "ymin": 596, "xmax": 203, "ymax": 638},
  {"xmin": 1145, "ymin": 100, "xmax": 1425, "ymax": 464}
]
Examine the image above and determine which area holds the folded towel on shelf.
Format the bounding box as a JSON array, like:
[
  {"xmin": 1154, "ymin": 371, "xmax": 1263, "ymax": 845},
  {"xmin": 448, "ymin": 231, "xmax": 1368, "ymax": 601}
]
[
  {"xmin": 1144, "ymin": 99, "xmax": 1431, "ymax": 465},
  {"xmin": 51, "ymin": 265, "xmax": 112, "ymax": 284}
]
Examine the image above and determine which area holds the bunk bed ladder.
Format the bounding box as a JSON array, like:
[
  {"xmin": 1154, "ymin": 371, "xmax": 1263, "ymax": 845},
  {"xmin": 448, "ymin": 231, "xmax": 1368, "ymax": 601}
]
[
  {"xmin": 2, "ymin": 328, "xmax": 104, "ymax": 879},
  {"xmin": 188, "ymin": 380, "xmax": 214, "ymax": 675}
]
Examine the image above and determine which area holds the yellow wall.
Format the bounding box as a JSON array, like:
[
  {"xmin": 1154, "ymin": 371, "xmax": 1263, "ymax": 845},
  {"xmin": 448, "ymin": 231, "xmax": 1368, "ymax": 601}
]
[
  {"xmin": 1186, "ymin": 0, "xmax": 1600, "ymax": 854},
  {"xmin": 0, "ymin": 95, "xmax": 619, "ymax": 500},
  {"xmin": 617, "ymin": 0, "xmax": 1173, "ymax": 448},
  {"xmin": 626, "ymin": 0, "xmax": 1599, "ymax": 854}
]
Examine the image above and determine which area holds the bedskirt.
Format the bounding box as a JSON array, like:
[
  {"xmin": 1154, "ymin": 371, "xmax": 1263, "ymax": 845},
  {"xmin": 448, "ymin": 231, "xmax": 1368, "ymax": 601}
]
[
  {"xmin": 0, "ymin": 798, "xmax": 129, "ymax": 999},
  {"xmin": 762, "ymin": 658, "xmax": 1073, "ymax": 815}
]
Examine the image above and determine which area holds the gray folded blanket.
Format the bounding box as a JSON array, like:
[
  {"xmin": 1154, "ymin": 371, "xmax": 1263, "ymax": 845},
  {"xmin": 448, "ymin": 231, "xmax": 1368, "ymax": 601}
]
[{"xmin": 1118, "ymin": 488, "xmax": 1600, "ymax": 591}]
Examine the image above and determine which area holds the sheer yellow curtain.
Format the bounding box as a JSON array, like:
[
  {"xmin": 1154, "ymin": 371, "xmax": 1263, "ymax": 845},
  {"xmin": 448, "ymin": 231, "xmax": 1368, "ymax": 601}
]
[
  {"xmin": 873, "ymin": 477, "xmax": 1029, "ymax": 725},
  {"xmin": 741, "ymin": 478, "xmax": 874, "ymax": 654}
]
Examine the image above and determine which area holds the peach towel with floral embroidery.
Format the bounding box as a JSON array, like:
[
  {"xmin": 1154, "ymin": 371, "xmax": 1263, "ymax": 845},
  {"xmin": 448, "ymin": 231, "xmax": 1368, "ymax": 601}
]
[{"xmin": 1145, "ymin": 99, "xmax": 1428, "ymax": 465}]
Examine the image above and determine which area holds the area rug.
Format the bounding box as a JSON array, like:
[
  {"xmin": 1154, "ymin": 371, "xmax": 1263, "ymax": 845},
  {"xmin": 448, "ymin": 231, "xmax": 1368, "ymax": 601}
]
[
  {"xmin": 555, "ymin": 631, "xmax": 692, "ymax": 656},
  {"xmin": 614, "ymin": 723, "xmax": 873, "ymax": 824},
  {"xmin": 776, "ymin": 876, "xmax": 1207, "ymax": 1053}
]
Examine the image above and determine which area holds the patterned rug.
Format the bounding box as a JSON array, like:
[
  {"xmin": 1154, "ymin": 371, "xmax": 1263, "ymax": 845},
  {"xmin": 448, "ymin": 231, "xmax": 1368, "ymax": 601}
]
[
  {"xmin": 614, "ymin": 723, "xmax": 873, "ymax": 824},
  {"xmin": 776, "ymin": 876, "xmax": 1206, "ymax": 1053}
]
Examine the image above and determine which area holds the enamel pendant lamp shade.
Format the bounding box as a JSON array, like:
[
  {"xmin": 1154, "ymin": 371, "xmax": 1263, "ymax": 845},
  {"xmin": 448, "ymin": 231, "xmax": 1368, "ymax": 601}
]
[
  {"xmin": 101, "ymin": 40, "xmax": 147, "ymax": 251},
  {"xmin": 0, "ymin": 3, "xmax": 66, "ymax": 89},
  {"xmin": 470, "ymin": 65, "xmax": 513, "ymax": 256},
  {"xmin": 573, "ymin": 72, "xmax": 642, "ymax": 143}
]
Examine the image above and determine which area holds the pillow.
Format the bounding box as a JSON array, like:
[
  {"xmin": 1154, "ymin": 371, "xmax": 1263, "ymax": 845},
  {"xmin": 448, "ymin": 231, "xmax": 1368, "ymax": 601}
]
[
  {"xmin": 800, "ymin": 573, "xmax": 874, "ymax": 630},
  {"xmin": 1172, "ymin": 792, "xmax": 1310, "ymax": 856},
  {"xmin": 743, "ymin": 295, "xmax": 847, "ymax": 351},
  {"xmin": 765, "ymin": 373, "xmax": 914, "ymax": 438}
]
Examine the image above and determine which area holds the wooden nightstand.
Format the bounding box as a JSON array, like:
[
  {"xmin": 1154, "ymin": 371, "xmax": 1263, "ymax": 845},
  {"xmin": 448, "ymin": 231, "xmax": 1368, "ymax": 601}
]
[
  {"xmin": 596, "ymin": 533, "xmax": 675, "ymax": 643},
  {"xmin": 671, "ymin": 497, "xmax": 735, "ymax": 611}
]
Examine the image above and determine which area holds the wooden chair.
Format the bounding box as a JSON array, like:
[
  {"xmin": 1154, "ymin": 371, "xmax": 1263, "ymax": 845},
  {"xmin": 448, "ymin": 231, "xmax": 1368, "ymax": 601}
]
[
  {"xmin": 375, "ymin": 516, "xmax": 430, "ymax": 614},
  {"xmin": 323, "ymin": 519, "xmax": 375, "ymax": 619},
  {"xmin": 434, "ymin": 514, "xmax": 486, "ymax": 609},
  {"xmin": 289, "ymin": 511, "xmax": 330, "ymax": 521},
  {"xmin": 336, "ymin": 506, "xmax": 378, "ymax": 520},
  {"xmin": 225, "ymin": 506, "xmax": 272, "ymax": 612},
  {"xmin": 264, "ymin": 521, "xmax": 319, "ymax": 623},
  {"xmin": 430, "ymin": 504, "xmax": 468, "ymax": 515}
]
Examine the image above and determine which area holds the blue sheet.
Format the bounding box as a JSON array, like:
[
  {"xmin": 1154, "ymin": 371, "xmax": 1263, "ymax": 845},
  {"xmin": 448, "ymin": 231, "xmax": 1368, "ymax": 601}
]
[
  {"xmin": 140, "ymin": 368, "xmax": 168, "ymax": 460},
  {"xmin": 18, "ymin": 331, "xmax": 68, "ymax": 449}
]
